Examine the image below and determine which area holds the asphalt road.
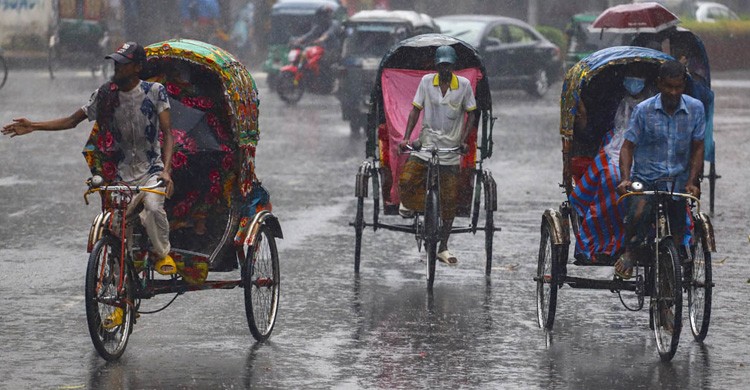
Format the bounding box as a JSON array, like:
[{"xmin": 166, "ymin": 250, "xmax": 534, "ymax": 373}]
[{"xmin": 0, "ymin": 66, "xmax": 749, "ymax": 389}]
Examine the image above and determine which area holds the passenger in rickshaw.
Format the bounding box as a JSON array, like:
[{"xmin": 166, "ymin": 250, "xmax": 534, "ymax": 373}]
[
  {"xmin": 570, "ymin": 63, "xmax": 657, "ymax": 263},
  {"xmin": 1, "ymin": 42, "xmax": 178, "ymax": 275},
  {"xmin": 615, "ymin": 60, "xmax": 705, "ymax": 279},
  {"xmin": 142, "ymin": 59, "xmax": 237, "ymax": 256},
  {"xmin": 397, "ymin": 45, "xmax": 477, "ymax": 265}
]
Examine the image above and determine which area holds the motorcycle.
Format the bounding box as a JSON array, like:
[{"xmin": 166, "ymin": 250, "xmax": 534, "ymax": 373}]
[{"xmin": 276, "ymin": 43, "xmax": 336, "ymax": 104}]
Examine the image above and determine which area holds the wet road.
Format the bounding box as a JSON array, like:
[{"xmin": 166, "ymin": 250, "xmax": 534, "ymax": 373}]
[{"xmin": 1, "ymin": 67, "xmax": 749, "ymax": 389}]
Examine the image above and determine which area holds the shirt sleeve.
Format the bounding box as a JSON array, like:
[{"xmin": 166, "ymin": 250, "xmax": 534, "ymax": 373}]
[
  {"xmin": 623, "ymin": 103, "xmax": 644, "ymax": 145},
  {"xmin": 412, "ymin": 77, "xmax": 426, "ymax": 110},
  {"xmin": 155, "ymin": 83, "xmax": 170, "ymax": 114},
  {"xmin": 81, "ymin": 89, "xmax": 100, "ymax": 122},
  {"xmin": 463, "ymin": 84, "xmax": 477, "ymax": 112},
  {"xmin": 692, "ymin": 102, "xmax": 706, "ymax": 141}
]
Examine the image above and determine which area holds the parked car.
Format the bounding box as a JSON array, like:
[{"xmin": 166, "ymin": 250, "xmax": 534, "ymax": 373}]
[
  {"xmin": 337, "ymin": 10, "xmax": 439, "ymax": 132},
  {"xmin": 435, "ymin": 14, "xmax": 562, "ymax": 97},
  {"xmin": 694, "ymin": 1, "xmax": 739, "ymax": 22}
]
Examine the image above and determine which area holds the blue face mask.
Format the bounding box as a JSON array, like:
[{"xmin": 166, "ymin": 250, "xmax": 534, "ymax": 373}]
[{"xmin": 623, "ymin": 77, "xmax": 645, "ymax": 96}]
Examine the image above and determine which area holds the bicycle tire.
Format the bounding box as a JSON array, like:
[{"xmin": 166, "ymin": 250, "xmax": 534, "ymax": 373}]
[
  {"xmin": 424, "ymin": 189, "xmax": 439, "ymax": 289},
  {"xmin": 688, "ymin": 223, "xmax": 712, "ymax": 342},
  {"xmin": 354, "ymin": 196, "xmax": 364, "ymax": 273},
  {"xmin": 85, "ymin": 235, "xmax": 133, "ymax": 361},
  {"xmin": 485, "ymin": 200, "xmax": 494, "ymax": 277},
  {"xmin": 0, "ymin": 54, "xmax": 7, "ymax": 90},
  {"xmin": 536, "ymin": 221, "xmax": 559, "ymax": 330},
  {"xmin": 244, "ymin": 224, "xmax": 280, "ymax": 341},
  {"xmin": 651, "ymin": 239, "xmax": 682, "ymax": 362}
]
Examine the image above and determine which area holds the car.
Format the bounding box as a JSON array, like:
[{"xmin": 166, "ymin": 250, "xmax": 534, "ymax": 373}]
[
  {"xmin": 435, "ymin": 14, "xmax": 562, "ymax": 97},
  {"xmin": 694, "ymin": 1, "xmax": 739, "ymax": 22}
]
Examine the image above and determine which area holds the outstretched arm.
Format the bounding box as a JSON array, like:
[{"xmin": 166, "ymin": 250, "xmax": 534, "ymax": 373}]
[{"xmin": 2, "ymin": 109, "xmax": 87, "ymax": 137}]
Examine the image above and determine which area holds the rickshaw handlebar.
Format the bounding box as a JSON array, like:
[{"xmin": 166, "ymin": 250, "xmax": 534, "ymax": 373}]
[
  {"xmin": 401, "ymin": 141, "xmax": 463, "ymax": 155},
  {"xmin": 617, "ymin": 182, "xmax": 701, "ymax": 213},
  {"xmin": 83, "ymin": 175, "xmax": 166, "ymax": 205}
]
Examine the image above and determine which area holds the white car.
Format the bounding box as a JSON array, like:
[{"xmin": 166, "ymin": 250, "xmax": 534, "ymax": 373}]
[{"xmin": 694, "ymin": 1, "xmax": 739, "ymax": 22}]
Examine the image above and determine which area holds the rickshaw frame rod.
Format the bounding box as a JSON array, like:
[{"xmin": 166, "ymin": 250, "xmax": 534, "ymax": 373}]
[
  {"xmin": 131, "ymin": 279, "xmax": 242, "ymax": 299},
  {"xmin": 552, "ymin": 276, "xmax": 637, "ymax": 291},
  {"xmin": 350, "ymin": 221, "xmax": 498, "ymax": 234}
]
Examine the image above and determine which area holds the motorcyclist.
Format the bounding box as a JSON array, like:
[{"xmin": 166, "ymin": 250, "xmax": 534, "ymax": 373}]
[{"xmin": 290, "ymin": 5, "xmax": 342, "ymax": 75}]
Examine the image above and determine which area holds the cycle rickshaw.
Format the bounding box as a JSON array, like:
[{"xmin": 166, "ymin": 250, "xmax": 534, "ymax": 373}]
[
  {"xmin": 48, "ymin": 0, "xmax": 111, "ymax": 79},
  {"xmin": 82, "ymin": 39, "xmax": 282, "ymax": 360},
  {"xmin": 352, "ymin": 34, "xmax": 498, "ymax": 289},
  {"xmin": 535, "ymin": 46, "xmax": 714, "ymax": 361}
]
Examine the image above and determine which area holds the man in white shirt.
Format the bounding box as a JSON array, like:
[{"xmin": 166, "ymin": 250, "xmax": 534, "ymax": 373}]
[{"xmin": 398, "ymin": 45, "xmax": 477, "ymax": 265}]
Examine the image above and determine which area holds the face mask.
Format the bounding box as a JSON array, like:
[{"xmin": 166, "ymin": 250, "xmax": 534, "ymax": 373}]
[{"xmin": 623, "ymin": 77, "xmax": 645, "ymax": 96}]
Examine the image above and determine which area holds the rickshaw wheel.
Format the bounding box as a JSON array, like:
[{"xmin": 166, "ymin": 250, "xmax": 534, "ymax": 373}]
[
  {"xmin": 243, "ymin": 224, "xmax": 280, "ymax": 342},
  {"xmin": 688, "ymin": 223, "xmax": 712, "ymax": 342},
  {"xmin": 536, "ymin": 221, "xmax": 559, "ymax": 330},
  {"xmin": 85, "ymin": 235, "xmax": 134, "ymax": 361},
  {"xmin": 277, "ymin": 71, "xmax": 304, "ymax": 104},
  {"xmin": 651, "ymin": 240, "xmax": 682, "ymax": 362},
  {"xmin": 0, "ymin": 54, "xmax": 7, "ymax": 90},
  {"xmin": 484, "ymin": 201, "xmax": 494, "ymax": 277},
  {"xmin": 424, "ymin": 191, "xmax": 440, "ymax": 289},
  {"xmin": 354, "ymin": 196, "xmax": 364, "ymax": 273}
]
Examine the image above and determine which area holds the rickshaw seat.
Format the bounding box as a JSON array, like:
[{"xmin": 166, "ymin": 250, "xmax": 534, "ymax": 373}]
[
  {"xmin": 571, "ymin": 156, "xmax": 594, "ymax": 180},
  {"xmin": 379, "ymin": 67, "xmax": 482, "ymax": 209}
]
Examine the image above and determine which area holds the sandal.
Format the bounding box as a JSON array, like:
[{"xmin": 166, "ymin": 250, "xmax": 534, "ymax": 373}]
[
  {"xmin": 437, "ymin": 250, "xmax": 458, "ymax": 265},
  {"xmin": 102, "ymin": 307, "xmax": 123, "ymax": 330},
  {"xmin": 154, "ymin": 254, "xmax": 177, "ymax": 275},
  {"xmin": 614, "ymin": 254, "xmax": 633, "ymax": 280}
]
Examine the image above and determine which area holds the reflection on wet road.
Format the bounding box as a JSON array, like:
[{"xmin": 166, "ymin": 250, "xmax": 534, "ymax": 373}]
[{"xmin": 0, "ymin": 69, "xmax": 749, "ymax": 388}]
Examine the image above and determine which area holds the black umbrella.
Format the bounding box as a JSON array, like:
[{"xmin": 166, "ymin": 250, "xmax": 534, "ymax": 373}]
[{"xmin": 169, "ymin": 96, "xmax": 222, "ymax": 152}]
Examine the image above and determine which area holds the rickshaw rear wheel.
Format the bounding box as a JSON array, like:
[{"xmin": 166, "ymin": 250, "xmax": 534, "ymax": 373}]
[
  {"xmin": 651, "ymin": 239, "xmax": 682, "ymax": 362},
  {"xmin": 536, "ymin": 221, "xmax": 559, "ymax": 330},
  {"xmin": 243, "ymin": 224, "xmax": 281, "ymax": 342},
  {"xmin": 484, "ymin": 200, "xmax": 494, "ymax": 277},
  {"xmin": 424, "ymin": 190, "xmax": 440, "ymax": 289},
  {"xmin": 354, "ymin": 196, "xmax": 364, "ymax": 273},
  {"xmin": 688, "ymin": 223, "xmax": 712, "ymax": 342},
  {"xmin": 277, "ymin": 71, "xmax": 304, "ymax": 104},
  {"xmin": 85, "ymin": 235, "xmax": 134, "ymax": 361}
]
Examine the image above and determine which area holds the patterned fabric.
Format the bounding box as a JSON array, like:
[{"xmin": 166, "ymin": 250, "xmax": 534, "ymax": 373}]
[
  {"xmin": 398, "ymin": 157, "xmax": 459, "ymax": 220},
  {"xmin": 624, "ymin": 93, "xmax": 706, "ymax": 191},
  {"xmin": 82, "ymin": 81, "xmax": 170, "ymax": 183}
]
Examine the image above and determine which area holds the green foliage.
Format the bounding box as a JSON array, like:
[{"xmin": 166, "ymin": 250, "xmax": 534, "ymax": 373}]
[
  {"xmin": 681, "ymin": 19, "xmax": 750, "ymax": 36},
  {"xmin": 536, "ymin": 25, "xmax": 565, "ymax": 49}
]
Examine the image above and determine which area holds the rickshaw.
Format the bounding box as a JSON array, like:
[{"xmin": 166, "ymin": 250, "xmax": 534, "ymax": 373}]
[
  {"xmin": 337, "ymin": 9, "xmax": 440, "ymax": 133},
  {"xmin": 48, "ymin": 0, "xmax": 111, "ymax": 79},
  {"xmin": 262, "ymin": 0, "xmax": 346, "ymax": 91},
  {"xmin": 535, "ymin": 46, "xmax": 714, "ymax": 361},
  {"xmin": 82, "ymin": 39, "xmax": 282, "ymax": 360},
  {"xmin": 352, "ymin": 34, "xmax": 498, "ymax": 289}
]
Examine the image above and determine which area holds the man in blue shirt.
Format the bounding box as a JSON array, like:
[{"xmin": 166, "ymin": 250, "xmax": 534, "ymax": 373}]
[{"xmin": 615, "ymin": 60, "xmax": 705, "ymax": 279}]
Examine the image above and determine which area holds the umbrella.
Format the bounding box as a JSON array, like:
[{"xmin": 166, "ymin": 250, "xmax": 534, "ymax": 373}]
[
  {"xmin": 169, "ymin": 96, "xmax": 222, "ymax": 153},
  {"xmin": 589, "ymin": 2, "xmax": 680, "ymax": 33}
]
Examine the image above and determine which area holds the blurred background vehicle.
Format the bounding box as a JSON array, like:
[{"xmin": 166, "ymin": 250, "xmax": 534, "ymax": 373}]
[
  {"xmin": 337, "ymin": 9, "xmax": 439, "ymax": 133},
  {"xmin": 694, "ymin": 1, "xmax": 740, "ymax": 22},
  {"xmin": 262, "ymin": 0, "xmax": 346, "ymax": 91},
  {"xmin": 563, "ymin": 12, "xmax": 634, "ymax": 70},
  {"xmin": 435, "ymin": 14, "xmax": 562, "ymax": 97}
]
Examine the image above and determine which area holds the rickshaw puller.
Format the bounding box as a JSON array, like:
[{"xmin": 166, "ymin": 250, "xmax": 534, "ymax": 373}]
[
  {"xmin": 1, "ymin": 42, "xmax": 176, "ymax": 278},
  {"xmin": 615, "ymin": 60, "xmax": 705, "ymax": 280},
  {"xmin": 398, "ymin": 45, "xmax": 477, "ymax": 265}
]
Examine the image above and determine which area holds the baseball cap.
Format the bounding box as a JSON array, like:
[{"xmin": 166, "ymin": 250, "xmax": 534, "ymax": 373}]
[
  {"xmin": 434, "ymin": 45, "xmax": 457, "ymax": 65},
  {"xmin": 105, "ymin": 42, "xmax": 146, "ymax": 64}
]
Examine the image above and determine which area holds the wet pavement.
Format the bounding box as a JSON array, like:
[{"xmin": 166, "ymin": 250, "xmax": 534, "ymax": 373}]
[{"xmin": 0, "ymin": 66, "xmax": 749, "ymax": 389}]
